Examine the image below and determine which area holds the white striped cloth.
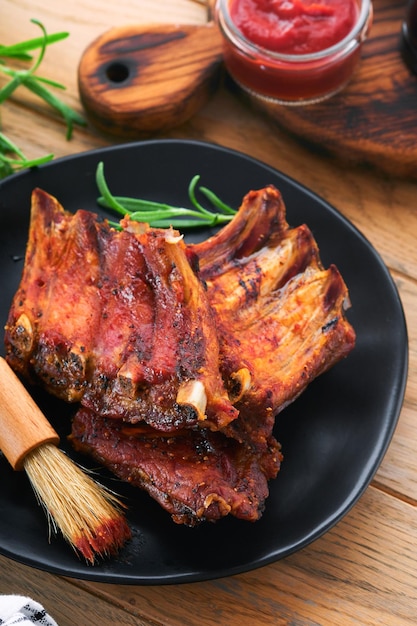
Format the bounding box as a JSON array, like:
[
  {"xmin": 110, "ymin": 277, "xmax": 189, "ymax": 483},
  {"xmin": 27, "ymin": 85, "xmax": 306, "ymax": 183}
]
[{"xmin": 0, "ymin": 596, "xmax": 58, "ymax": 625}]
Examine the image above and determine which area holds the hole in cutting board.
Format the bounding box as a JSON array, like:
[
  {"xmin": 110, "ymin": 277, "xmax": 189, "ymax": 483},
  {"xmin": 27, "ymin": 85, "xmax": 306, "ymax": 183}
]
[{"xmin": 106, "ymin": 62, "xmax": 130, "ymax": 83}]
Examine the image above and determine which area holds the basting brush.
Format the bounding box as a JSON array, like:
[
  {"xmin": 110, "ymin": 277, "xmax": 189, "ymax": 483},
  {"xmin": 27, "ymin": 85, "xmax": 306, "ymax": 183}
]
[{"xmin": 0, "ymin": 356, "xmax": 131, "ymax": 563}]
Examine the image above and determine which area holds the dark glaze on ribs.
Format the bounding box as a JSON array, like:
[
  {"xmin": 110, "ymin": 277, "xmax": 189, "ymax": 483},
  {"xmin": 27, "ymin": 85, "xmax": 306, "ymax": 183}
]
[
  {"xmin": 70, "ymin": 407, "xmax": 282, "ymax": 525},
  {"xmin": 4, "ymin": 188, "xmax": 238, "ymax": 432}
]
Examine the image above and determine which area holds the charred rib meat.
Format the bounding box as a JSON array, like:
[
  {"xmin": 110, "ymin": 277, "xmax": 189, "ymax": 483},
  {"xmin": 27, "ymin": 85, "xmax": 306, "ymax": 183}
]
[
  {"xmin": 189, "ymin": 186, "xmax": 356, "ymax": 448},
  {"xmin": 70, "ymin": 407, "xmax": 282, "ymax": 525},
  {"xmin": 4, "ymin": 184, "xmax": 355, "ymax": 526},
  {"xmin": 4, "ymin": 188, "xmax": 238, "ymax": 433}
]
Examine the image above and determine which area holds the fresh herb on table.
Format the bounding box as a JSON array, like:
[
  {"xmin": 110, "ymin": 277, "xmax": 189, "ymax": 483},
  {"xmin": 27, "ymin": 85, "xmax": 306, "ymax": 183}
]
[
  {"xmin": 96, "ymin": 161, "xmax": 237, "ymax": 229},
  {"xmin": 0, "ymin": 132, "xmax": 54, "ymax": 179},
  {"xmin": 0, "ymin": 19, "xmax": 85, "ymax": 179}
]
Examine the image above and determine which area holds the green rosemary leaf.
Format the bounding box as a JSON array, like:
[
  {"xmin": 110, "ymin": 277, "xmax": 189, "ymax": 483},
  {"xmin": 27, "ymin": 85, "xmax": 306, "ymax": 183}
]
[
  {"xmin": 0, "ymin": 131, "xmax": 53, "ymax": 179},
  {"xmin": 0, "ymin": 31, "xmax": 68, "ymax": 60},
  {"xmin": 95, "ymin": 162, "xmax": 237, "ymax": 230},
  {"xmin": 24, "ymin": 76, "xmax": 86, "ymax": 139},
  {"xmin": 0, "ymin": 20, "xmax": 85, "ymax": 177},
  {"xmin": 0, "ymin": 74, "xmax": 22, "ymax": 104}
]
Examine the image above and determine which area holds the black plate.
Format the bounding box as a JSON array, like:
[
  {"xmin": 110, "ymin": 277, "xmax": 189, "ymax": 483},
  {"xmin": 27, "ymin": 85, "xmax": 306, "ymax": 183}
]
[{"xmin": 0, "ymin": 139, "xmax": 408, "ymax": 584}]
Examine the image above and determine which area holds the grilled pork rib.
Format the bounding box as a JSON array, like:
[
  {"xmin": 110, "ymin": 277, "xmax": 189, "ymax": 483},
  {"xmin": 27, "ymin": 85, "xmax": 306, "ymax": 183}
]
[
  {"xmin": 4, "ymin": 188, "xmax": 238, "ymax": 432},
  {"xmin": 4, "ymin": 185, "xmax": 355, "ymax": 526},
  {"xmin": 189, "ymin": 186, "xmax": 356, "ymax": 448},
  {"xmin": 70, "ymin": 407, "xmax": 282, "ymax": 525}
]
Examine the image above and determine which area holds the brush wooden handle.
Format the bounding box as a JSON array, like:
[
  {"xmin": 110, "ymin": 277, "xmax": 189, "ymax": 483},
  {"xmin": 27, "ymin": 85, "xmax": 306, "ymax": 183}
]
[{"xmin": 0, "ymin": 357, "xmax": 60, "ymax": 471}]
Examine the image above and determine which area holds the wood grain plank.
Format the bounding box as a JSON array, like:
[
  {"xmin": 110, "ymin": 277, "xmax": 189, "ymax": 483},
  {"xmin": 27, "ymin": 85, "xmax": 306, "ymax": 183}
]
[{"xmin": 0, "ymin": 555, "xmax": 156, "ymax": 626}]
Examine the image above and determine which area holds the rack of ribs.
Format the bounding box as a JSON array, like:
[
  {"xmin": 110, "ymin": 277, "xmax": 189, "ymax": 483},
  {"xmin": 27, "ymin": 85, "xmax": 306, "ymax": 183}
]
[
  {"xmin": 4, "ymin": 188, "xmax": 238, "ymax": 433},
  {"xmin": 4, "ymin": 184, "xmax": 355, "ymax": 525},
  {"xmin": 189, "ymin": 186, "xmax": 356, "ymax": 450}
]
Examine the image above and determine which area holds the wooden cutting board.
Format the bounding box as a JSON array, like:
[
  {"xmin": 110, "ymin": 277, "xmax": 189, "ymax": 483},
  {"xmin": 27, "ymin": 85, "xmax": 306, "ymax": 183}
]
[
  {"xmin": 248, "ymin": 0, "xmax": 417, "ymax": 179},
  {"xmin": 78, "ymin": 21, "xmax": 223, "ymax": 136},
  {"xmin": 78, "ymin": 0, "xmax": 415, "ymax": 179}
]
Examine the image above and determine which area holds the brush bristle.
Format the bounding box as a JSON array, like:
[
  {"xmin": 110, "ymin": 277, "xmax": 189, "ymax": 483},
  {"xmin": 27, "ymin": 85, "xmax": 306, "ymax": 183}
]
[{"xmin": 24, "ymin": 443, "xmax": 131, "ymax": 563}]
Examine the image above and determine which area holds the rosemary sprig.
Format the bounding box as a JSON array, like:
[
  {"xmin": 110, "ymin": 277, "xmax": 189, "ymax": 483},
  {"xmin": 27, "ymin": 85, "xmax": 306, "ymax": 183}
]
[
  {"xmin": 96, "ymin": 161, "xmax": 237, "ymax": 230},
  {"xmin": 0, "ymin": 19, "xmax": 86, "ymax": 179},
  {"xmin": 0, "ymin": 132, "xmax": 53, "ymax": 179}
]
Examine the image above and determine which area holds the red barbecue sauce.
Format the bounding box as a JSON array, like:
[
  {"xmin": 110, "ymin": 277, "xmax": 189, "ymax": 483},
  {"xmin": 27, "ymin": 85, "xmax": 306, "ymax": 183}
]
[
  {"xmin": 230, "ymin": 0, "xmax": 359, "ymax": 55},
  {"xmin": 220, "ymin": 0, "xmax": 364, "ymax": 103}
]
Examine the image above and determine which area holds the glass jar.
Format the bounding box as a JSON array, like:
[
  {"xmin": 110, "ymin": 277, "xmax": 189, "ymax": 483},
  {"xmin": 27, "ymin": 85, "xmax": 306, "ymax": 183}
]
[
  {"xmin": 215, "ymin": 0, "xmax": 373, "ymax": 105},
  {"xmin": 401, "ymin": 0, "xmax": 417, "ymax": 75}
]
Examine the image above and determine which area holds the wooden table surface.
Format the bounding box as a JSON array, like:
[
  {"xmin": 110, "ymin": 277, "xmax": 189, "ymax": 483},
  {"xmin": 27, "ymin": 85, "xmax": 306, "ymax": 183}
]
[{"xmin": 1, "ymin": 1, "xmax": 416, "ymax": 624}]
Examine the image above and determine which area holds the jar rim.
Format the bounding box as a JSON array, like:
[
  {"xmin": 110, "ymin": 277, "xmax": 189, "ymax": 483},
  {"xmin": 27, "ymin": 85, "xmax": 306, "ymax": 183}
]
[{"xmin": 216, "ymin": 0, "xmax": 373, "ymax": 62}]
